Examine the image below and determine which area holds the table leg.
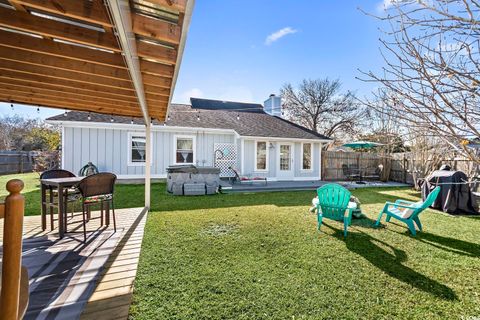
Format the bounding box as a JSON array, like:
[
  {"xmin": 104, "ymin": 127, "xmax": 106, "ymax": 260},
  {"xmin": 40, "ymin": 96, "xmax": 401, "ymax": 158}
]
[
  {"xmin": 41, "ymin": 184, "xmax": 46, "ymax": 231},
  {"xmin": 58, "ymin": 186, "xmax": 64, "ymax": 239}
]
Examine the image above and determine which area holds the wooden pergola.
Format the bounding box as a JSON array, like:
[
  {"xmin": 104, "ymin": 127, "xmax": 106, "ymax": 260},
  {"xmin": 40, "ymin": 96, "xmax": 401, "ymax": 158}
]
[
  {"xmin": 0, "ymin": 0, "xmax": 194, "ymax": 206},
  {"xmin": 0, "ymin": 1, "xmax": 194, "ymax": 318}
]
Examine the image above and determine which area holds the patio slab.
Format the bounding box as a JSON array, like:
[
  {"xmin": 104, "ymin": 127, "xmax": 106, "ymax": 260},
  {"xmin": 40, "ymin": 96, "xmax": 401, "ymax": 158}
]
[
  {"xmin": 0, "ymin": 206, "xmax": 147, "ymax": 320},
  {"xmin": 220, "ymin": 180, "xmax": 411, "ymax": 193}
]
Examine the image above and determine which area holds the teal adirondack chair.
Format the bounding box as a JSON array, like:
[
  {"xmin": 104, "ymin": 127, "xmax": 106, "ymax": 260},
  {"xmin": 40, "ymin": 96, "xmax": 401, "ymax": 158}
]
[
  {"xmin": 374, "ymin": 186, "xmax": 441, "ymax": 235},
  {"xmin": 316, "ymin": 184, "xmax": 353, "ymax": 238}
]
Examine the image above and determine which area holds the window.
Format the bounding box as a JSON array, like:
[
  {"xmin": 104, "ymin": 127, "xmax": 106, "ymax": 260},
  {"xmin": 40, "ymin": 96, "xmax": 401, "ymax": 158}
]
[
  {"xmin": 175, "ymin": 136, "xmax": 195, "ymax": 164},
  {"xmin": 302, "ymin": 143, "xmax": 312, "ymax": 170},
  {"xmin": 128, "ymin": 133, "xmax": 146, "ymax": 165},
  {"xmin": 255, "ymin": 141, "xmax": 268, "ymax": 171}
]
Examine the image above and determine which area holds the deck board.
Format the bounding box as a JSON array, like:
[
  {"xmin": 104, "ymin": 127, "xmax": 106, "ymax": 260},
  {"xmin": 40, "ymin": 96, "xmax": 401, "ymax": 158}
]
[{"xmin": 0, "ymin": 206, "xmax": 148, "ymax": 320}]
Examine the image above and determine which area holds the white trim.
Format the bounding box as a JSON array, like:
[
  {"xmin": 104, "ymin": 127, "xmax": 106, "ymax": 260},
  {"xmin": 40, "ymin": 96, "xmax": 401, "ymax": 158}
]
[
  {"xmin": 46, "ymin": 120, "xmax": 331, "ymax": 143},
  {"xmin": 240, "ymin": 138, "xmax": 245, "ymax": 174},
  {"xmin": 276, "ymin": 142, "xmax": 294, "ymax": 180},
  {"xmin": 127, "ymin": 132, "xmax": 153, "ymax": 166},
  {"xmin": 301, "ymin": 142, "xmax": 314, "ymax": 171},
  {"xmin": 61, "ymin": 125, "xmax": 65, "ymax": 170},
  {"xmin": 319, "ymin": 142, "xmax": 323, "ymax": 180},
  {"xmin": 244, "ymin": 136, "xmax": 331, "ymax": 143},
  {"xmin": 173, "ymin": 134, "xmax": 196, "ymax": 165},
  {"xmin": 254, "ymin": 140, "xmax": 269, "ymax": 172}
]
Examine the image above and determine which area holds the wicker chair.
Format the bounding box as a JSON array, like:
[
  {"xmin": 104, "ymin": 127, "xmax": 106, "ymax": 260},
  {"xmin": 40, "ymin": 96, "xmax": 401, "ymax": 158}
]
[
  {"xmin": 40, "ymin": 169, "xmax": 80, "ymax": 231},
  {"xmin": 76, "ymin": 173, "xmax": 117, "ymax": 242}
]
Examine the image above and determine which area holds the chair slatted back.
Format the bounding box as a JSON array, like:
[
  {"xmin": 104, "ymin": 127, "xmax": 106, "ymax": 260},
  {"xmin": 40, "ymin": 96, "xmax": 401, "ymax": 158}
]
[
  {"xmin": 40, "ymin": 169, "xmax": 76, "ymax": 180},
  {"xmin": 77, "ymin": 173, "xmax": 117, "ymax": 198},
  {"xmin": 412, "ymin": 186, "xmax": 441, "ymax": 218},
  {"xmin": 317, "ymin": 184, "xmax": 351, "ymax": 221}
]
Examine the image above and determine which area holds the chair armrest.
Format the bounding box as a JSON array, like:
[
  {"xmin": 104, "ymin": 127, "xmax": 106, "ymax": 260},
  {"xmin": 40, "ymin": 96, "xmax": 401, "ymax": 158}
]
[
  {"xmin": 394, "ymin": 199, "xmax": 416, "ymax": 205},
  {"xmin": 386, "ymin": 202, "xmax": 418, "ymax": 209}
]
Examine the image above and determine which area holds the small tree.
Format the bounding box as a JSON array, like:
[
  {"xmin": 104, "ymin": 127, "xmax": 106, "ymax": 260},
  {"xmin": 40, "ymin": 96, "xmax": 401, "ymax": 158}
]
[
  {"xmin": 280, "ymin": 78, "xmax": 368, "ymax": 139},
  {"xmin": 359, "ymin": 0, "xmax": 480, "ymax": 165}
]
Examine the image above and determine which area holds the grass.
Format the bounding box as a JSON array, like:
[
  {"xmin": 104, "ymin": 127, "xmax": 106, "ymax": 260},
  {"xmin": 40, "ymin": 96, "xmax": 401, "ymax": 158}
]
[
  {"xmin": 2, "ymin": 173, "xmax": 480, "ymax": 318},
  {"xmin": 130, "ymin": 187, "xmax": 480, "ymax": 319}
]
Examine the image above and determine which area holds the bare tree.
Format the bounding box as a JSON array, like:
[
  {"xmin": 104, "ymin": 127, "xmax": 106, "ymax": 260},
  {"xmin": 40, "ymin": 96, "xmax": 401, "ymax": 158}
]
[
  {"xmin": 280, "ymin": 78, "xmax": 367, "ymax": 139},
  {"xmin": 359, "ymin": 0, "xmax": 480, "ymax": 164}
]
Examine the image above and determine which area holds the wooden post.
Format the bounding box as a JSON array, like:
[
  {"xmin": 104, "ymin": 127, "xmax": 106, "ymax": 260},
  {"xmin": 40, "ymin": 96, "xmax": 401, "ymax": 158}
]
[
  {"xmin": 144, "ymin": 122, "xmax": 151, "ymax": 209},
  {"xmin": 0, "ymin": 179, "xmax": 25, "ymax": 320},
  {"xmin": 403, "ymin": 153, "xmax": 408, "ymax": 183}
]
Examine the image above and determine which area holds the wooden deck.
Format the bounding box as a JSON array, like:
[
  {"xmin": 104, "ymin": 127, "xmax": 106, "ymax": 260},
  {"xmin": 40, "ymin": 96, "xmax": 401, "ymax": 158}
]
[{"xmin": 0, "ymin": 206, "xmax": 148, "ymax": 320}]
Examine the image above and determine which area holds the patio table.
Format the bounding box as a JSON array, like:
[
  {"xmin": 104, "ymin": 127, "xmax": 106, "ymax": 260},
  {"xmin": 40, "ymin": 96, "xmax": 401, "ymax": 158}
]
[{"xmin": 41, "ymin": 176, "xmax": 83, "ymax": 238}]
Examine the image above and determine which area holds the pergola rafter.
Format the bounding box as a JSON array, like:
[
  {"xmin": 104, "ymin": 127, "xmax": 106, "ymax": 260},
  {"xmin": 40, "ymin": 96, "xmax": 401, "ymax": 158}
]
[{"xmin": 0, "ymin": 0, "xmax": 193, "ymax": 121}]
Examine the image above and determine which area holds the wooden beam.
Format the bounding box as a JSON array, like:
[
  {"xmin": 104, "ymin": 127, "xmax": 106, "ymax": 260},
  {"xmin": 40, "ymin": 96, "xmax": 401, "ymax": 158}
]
[
  {"xmin": 0, "ymin": 60, "xmax": 134, "ymax": 90},
  {"xmin": 0, "ymin": 87, "xmax": 138, "ymax": 111},
  {"xmin": 142, "ymin": 74, "xmax": 171, "ymax": 88},
  {"xmin": 10, "ymin": 0, "xmax": 112, "ymax": 27},
  {"xmin": 144, "ymin": 88, "xmax": 170, "ymax": 98},
  {"xmin": 140, "ymin": 59, "xmax": 174, "ymax": 77},
  {"xmin": 0, "ymin": 83, "xmax": 140, "ymax": 108},
  {"xmin": 0, "ymin": 6, "xmax": 119, "ymax": 51},
  {"xmin": 0, "ymin": 70, "xmax": 137, "ymax": 99},
  {"xmin": 0, "ymin": 94, "xmax": 144, "ymax": 117},
  {"xmin": 0, "ymin": 46, "xmax": 130, "ymax": 81},
  {"xmin": 147, "ymin": 0, "xmax": 187, "ymax": 13},
  {"xmin": 0, "ymin": 78, "xmax": 139, "ymax": 104},
  {"xmin": 8, "ymin": 0, "xmax": 27, "ymax": 12},
  {"xmin": 132, "ymin": 13, "xmax": 181, "ymax": 45},
  {"xmin": 136, "ymin": 41, "xmax": 177, "ymax": 64},
  {"xmin": 0, "ymin": 30, "xmax": 125, "ymax": 68}
]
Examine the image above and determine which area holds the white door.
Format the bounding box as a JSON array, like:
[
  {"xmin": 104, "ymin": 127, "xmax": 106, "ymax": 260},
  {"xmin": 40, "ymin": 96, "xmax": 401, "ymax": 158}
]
[{"xmin": 277, "ymin": 143, "xmax": 294, "ymax": 180}]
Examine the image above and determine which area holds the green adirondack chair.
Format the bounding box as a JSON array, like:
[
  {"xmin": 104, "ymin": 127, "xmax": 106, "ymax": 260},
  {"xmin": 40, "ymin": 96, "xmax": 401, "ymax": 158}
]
[
  {"xmin": 374, "ymin": 186, "xmax": 441, "ymax": 235},
  {"xmin": 316, "ymin": 184, "xmax": 354, "ymax": 238}
]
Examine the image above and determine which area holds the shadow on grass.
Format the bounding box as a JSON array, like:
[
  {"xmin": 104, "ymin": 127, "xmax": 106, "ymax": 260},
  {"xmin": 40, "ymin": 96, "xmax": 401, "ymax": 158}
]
[
  {"xmin": 404, "ymin": 231, "xmax": 480, "ymax": 258},
  {"xmin": 321, "ymin": 222, "xmax": 457, "ymax": 301}
]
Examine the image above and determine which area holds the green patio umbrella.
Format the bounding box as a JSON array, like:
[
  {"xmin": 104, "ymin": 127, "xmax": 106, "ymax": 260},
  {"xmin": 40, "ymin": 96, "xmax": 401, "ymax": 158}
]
[{"xmin": 342, "ymin": 141, "xmax": 384, "ymax": 149}]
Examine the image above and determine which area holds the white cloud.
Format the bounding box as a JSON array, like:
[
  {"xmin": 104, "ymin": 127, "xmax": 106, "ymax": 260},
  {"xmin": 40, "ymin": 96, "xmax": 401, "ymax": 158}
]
[
  {"xmin": 376, "ymin": 0, "xmax": 403, "ymax": 11},
  {"xmin": 265, "ymin": 27, "xmax": 298, "ymax": 45},
  {"xmin": 179, "ymin": 88, "xmax": 203, "ymax": 103}
]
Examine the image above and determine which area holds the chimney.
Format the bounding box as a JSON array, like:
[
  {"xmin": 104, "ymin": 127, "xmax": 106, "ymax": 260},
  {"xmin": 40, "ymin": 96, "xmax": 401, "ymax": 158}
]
[{"xmin": 263, "ymin": 94, "xmax": 282, "ymax": 117}]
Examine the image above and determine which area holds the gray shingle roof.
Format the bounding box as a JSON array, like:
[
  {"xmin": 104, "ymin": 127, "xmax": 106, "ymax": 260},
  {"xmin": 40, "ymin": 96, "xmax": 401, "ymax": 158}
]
[{"xmin": 47, "ymin": 100, "xmax": 331, "ymax": 141}]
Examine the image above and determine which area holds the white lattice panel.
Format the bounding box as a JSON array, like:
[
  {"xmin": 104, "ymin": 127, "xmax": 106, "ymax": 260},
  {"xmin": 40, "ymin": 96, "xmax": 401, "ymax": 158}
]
[{"xmin": 214, "ymin": 143, "xmax": 237, "ymax": 177}]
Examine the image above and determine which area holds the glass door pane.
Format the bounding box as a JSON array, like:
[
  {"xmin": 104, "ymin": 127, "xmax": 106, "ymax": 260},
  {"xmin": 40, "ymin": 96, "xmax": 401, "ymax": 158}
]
[{"xmin": 280, "ymin": 145, "xmax": 291, "ymax": 171}]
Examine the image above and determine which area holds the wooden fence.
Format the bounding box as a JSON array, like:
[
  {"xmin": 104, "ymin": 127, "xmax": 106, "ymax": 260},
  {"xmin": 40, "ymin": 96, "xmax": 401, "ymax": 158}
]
[
  {"xmin": 0, "ymin": 151, "xmax": 35, "ymax": 175},
  {"xmin": 321, "ymin": 151, "xmax": 479, "ymax": 185},
  {"xmin": 321, "ymin": 151, "xmax": 384, "ymax": 181}
]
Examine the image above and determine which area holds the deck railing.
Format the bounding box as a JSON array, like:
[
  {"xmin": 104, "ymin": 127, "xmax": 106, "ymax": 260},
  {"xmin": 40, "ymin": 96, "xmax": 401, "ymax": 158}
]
[{"xmin": 0, "ymin": 179, "xmax": 27, "ymax": 320}]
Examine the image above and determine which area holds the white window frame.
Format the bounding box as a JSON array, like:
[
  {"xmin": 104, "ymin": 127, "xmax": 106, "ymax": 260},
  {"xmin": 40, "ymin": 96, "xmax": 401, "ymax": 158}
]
[
  {"xmin": 254, "ymin": 140, "xmax": 269, "ymax": 172},
  {"xmin": 301, "ymin": 142, "xmax": 314, "ymax": 171},
  {"xmin": 173, "ymin": 134, "xmax": 196, "ymax": 165},
  {"xmin": 127, "ymin": 132, "xmax": 151, "ymax": 166}
]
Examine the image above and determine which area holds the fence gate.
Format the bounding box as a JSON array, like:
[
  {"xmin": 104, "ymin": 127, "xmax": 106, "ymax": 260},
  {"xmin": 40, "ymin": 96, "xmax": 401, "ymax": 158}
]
[{"xmin": 214, "ymin": 143, "xmax": 236, "ymax": 178}]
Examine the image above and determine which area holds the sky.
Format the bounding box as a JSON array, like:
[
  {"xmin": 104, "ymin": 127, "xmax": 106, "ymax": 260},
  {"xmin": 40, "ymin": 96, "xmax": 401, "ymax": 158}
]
[{"xmin": 0, "ymin": 0, "xmax": 390, "ymax": 120}]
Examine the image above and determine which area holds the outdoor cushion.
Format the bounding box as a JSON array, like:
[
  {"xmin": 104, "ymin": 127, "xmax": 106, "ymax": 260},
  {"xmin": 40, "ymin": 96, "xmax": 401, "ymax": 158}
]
[{"xmin": 84, "ymin": 194, "xmax": 113, "ymax": 203}]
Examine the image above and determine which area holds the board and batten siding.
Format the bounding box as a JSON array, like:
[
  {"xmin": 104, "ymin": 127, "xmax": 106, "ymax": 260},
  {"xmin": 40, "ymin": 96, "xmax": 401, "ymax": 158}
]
[{"xmin": 62, "ymin": 126, "xmax": 235, "ymax": 177}]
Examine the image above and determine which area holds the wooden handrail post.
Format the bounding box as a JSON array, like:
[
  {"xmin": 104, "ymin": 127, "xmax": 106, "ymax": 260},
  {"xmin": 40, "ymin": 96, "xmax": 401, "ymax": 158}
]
[{"xmin": 0, "ymin": 179, "xmax": 25, "ymax": 320}]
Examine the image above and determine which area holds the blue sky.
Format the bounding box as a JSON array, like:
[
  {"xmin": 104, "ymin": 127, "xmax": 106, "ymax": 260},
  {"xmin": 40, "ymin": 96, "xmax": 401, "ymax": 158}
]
[{"xmin": 0, "ymin": 0, "xmax": 388, "ymax": 119}]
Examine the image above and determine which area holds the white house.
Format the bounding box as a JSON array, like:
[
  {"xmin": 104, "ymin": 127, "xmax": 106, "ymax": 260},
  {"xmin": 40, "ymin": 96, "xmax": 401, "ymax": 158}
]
[{"xmin": 46, "ymin": 97, "xmax": 331, "ymax": 181}]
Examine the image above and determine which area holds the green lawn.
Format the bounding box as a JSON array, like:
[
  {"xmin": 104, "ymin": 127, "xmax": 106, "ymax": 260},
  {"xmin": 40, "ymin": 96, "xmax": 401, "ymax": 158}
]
[{"xmin": 2, "ymin": 173, "xmax": 480, "ymax": 319}]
